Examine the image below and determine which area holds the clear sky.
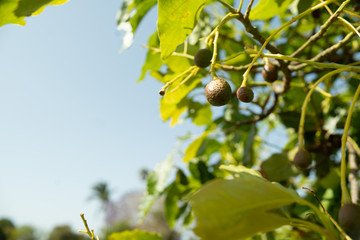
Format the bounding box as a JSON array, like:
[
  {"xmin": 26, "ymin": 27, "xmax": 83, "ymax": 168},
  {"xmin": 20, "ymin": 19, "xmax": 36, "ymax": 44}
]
[{"xmin": 0, "ymin": 0, "xmax": 197, "ymax": 233}]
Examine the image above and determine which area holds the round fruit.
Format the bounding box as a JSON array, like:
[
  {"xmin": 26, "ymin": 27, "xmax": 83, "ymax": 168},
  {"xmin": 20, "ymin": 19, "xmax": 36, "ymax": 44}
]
[
  {"xmin": 194, "ymin": 49, "xmax": 212, "ymax": 68},
  {"xmin": 339, "ymin": 203, "xmax": 360, "ymax": 233},
  {"xmin": 294, "ymin": 147, "xmax": 312, "ymax": 169},
  {"xmin": 236, "ymin": 86, "xmax": 254, "ymax": 103},
  {"xmin": 262, "ymin": 63, "xmax": 278, "ymax": 83},
  {"xmin": 205, "ymin": 78, "xmax": 232, "ymax": 106}
]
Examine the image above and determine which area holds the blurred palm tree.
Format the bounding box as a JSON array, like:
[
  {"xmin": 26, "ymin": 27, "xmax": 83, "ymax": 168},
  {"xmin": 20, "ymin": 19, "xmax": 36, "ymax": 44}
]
[
  {"xmin": 89, "ymin": 182, "xmax": 118, "ymax": 226},
  {"xmin": 90, "ymin": 182, "xmax": 111, "ymax": 207}
]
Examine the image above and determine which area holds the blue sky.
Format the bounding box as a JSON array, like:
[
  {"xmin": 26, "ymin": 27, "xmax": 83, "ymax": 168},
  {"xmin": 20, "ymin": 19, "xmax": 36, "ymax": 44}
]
[{"xmin": 0, "ymin": 0, "xmax": 197, "ymax": 233}]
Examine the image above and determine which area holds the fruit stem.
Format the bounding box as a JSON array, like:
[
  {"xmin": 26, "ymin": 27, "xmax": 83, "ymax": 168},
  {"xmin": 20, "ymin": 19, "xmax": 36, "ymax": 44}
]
[
  {"xmin": 340, "ymin": 83, "xmax": 360, "ymax": 205},
  {"xmin": 338, "ymin": 16, "xmax": 360, "ymax": 38},
  {"xmin": 346, "ymin": 140, "xmax": 359, "ymax": 204},
  {"xmin": 210, "ymin": 31, "xmax": 219, "ymax": 78},
  {"xmin": 168, "ymin": 67, "xmax": 199, "ymax": 94},
  {"xmin": 298, "ymin": 68, "xmax": 349, "ymax": 149},
  {"xmin": 241, "ymin": 0, "xmax": 333, "ymax": 87},
  {"xmin": 158, "ymin": 66, "xmax": 196, "ymax": 96},
  {"xmin": 205, "ymin": 13, "xmax": 238, "ymax": 47}
]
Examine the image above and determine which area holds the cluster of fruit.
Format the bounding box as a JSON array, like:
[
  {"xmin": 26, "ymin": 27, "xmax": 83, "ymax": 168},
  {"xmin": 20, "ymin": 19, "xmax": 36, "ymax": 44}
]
[
  {"xmin": 194, "ymin": 48, "xmax": 278, "ymax": 106},
  {"xmin": 196, "ymin": 47, "xmax": 360, "ymax": 236}
]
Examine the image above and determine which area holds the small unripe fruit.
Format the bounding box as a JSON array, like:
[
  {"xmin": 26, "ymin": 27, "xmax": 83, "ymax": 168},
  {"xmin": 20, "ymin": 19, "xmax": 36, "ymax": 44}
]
[
  {"xmin": 294, "ymin": 147, "xmax": 312, "ymax": 169},
  {"xmin": 339, "ymin": 203, "xmax": 360, "ymax": 234},
  {"xmin": 194, "ymin": 49, "xmax": 212, "ymax": 68},
  {"xmin": 262, "ymin": 63, "xmax": 278, "ymax": 83},
  {"xmin": 236, "ymin": 86, "xmax": 254, "ymax": 103},
  {"xmin": 205, "ymin": 78, "xmax": 232, "ymax": 106}
]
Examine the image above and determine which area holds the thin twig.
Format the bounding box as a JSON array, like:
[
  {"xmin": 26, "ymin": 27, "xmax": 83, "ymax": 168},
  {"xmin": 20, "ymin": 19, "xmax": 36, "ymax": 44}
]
[
  {"xmin": 237, "ymin": 0, "xmax": 244, "ymax": 12},
  {"xmin": 235, "ymin": 12, "xmax": 292, "ymax": 94},
  {"xmin": 291, "ymin": 0, "xmax": 350, "ymax": 57},
  {"xmin": 217, "ymin": 0, "xmax": 237, "ymax": 13},
  {"xmin": 79, "ymin": 213, "xmax": 100, "ymax": 240},
  {"xmin": 244, "ymin": 0, "xmax": 255, "ymax": 20},
  {"xmin": 142, "ymin": 45, "xmax": 194, "ymax": 59},
  {"xmin": 302, "ymin": 187, "xmax": 352, "ymax": 240},
  {"xmin": 292, "ymin": 24, "xmax": 360, "ymax": 71},
  {"xmin": 224, "ymin": 93, "xmax": 278, "ymax": 133}
]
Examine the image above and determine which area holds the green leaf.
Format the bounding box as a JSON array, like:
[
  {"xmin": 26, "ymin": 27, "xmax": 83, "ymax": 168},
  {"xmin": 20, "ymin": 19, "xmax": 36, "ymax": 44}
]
[
  {"xmin": 157, "ymin": 0, "xmax": 206, "ymax": 59},
  {"xmin": 243, "ymin": 124, "xmax": 256, "ymax": 165},
  {"xmin": 183, "ymin": 130, "xmax": 213, "ymax": 162},
  {"xmin": 165, "ymin": 183, "xmax": 180, "ymax": 228},
  {"xmin": 249, "ymin": 0, "xmax": 292, "ymax": 20},
  {"xmin": 139, "ymin": 153, "xmax": 174, "ymax": 219},
  {"xmin": 187, "ymin": 101, "xmax": 212, "ymax": 126},
  {"xmin": 137, "ymin": 33, "xmax": 162, "ymax": 82},
  {"xmin": 0, "ymin": 0, "xmax": 25, "ymax": 27},
  {"xmin": 0, "ymin": 0, "xmax": 68, "ymax": 27},
  {"xmin": 14, "ymin": 0, "xmax": 52, "ymax": 16},
  {"xmin": 219, "ymin": 164, "xmax": 262, "ymax": 177},
  {"xmin": 117, "ymin": 0, "xmax": 157, "ymax": 51},
  {"xmin": 261, "ymin": 153, "xmax": 295, "ymax": 182},
  {"xmin": 190, "ymin": 173, "xmax": 301, "ymax": 239},
  {"xmin": 160, "ymin": 73, "xmax": 202, "ymax": 125},
  {"xmin": 108, "ymin": 230, "xmax": 164, "ymax": 240},
  {"xmin": 289, "ymin": 0, "xmax": 314, "ymax": 15}
]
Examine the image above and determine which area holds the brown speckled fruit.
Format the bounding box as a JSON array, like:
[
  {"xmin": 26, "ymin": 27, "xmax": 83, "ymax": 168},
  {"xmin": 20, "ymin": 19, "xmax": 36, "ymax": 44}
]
[
  {"xmin": 205, "ymin": 78, "xmax": 232, "ymax": 106},
  {"xmin": 262, "ymin": 63, "xmax": 278, "ymax": 83},
  {"xmin": 294, "ymin": 147, "xmax": 312, "ymax": 169},
  {"xmin": 236, "ymin": 86, "xmax": 254, "ymax": 103},
  {"xmin": 339, "ymin": 203, "xmax": 360, "ymax": 234},
  {"xmin": 194, "ymin": 49, "xmax": 212, "ymax": 68}
]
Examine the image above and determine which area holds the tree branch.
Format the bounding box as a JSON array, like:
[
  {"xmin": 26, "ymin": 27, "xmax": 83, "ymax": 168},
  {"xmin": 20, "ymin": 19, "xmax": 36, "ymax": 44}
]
[{"xmin": 236, "ymin": 13, "xmax": 292, "ymax": 94}]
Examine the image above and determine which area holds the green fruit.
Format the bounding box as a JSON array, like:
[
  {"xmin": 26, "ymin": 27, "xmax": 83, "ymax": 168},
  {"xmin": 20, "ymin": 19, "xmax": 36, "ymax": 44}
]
[
  {"xmin": 236, "ymin": 86, "xmax": 254, "ymax": 103},
  {"xmin": 339, "ymin": 203, "xmax": 360, "ymax": 234},
  {"xmin": 262, "ymin": 63, "xmax": 278, "ymax": 83},
  {"xmin": 294, "ymin": 147, "xmax": 312, "ymax": 169},
  {"xmin": 194, "ymin": 49, "xmax": 212, "ymax": 68},
  {"xmin": 205, "ymin": 78, "xmax": 232, "ymax": 106}
]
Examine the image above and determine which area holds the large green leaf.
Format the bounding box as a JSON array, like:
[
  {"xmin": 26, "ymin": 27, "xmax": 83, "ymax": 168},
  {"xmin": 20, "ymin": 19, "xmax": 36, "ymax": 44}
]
[
  {"xmin": 108, "ymin": 230, "xmax": 163, "ymax": 240},
  {"xmin": 117, "ymin": 0, "xmax": 157, "ymax": 51},
  {"xmin": 249, "ymin": 0, "xmax": 292, "ymax": 20},
  {"xmin": 138, "ymin": 153, "xmax": 174, "ymax": 219},
  {"xmin": 157, "ymin": 0, "xmax": 206, "ymax": 59},
  {"xmin": 0, "ymin": 0, "xmax": 68, "ymax": 27},
  {"xmin": 190, "ymin": 173, "xmax": 301, "ymax": 239}
]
